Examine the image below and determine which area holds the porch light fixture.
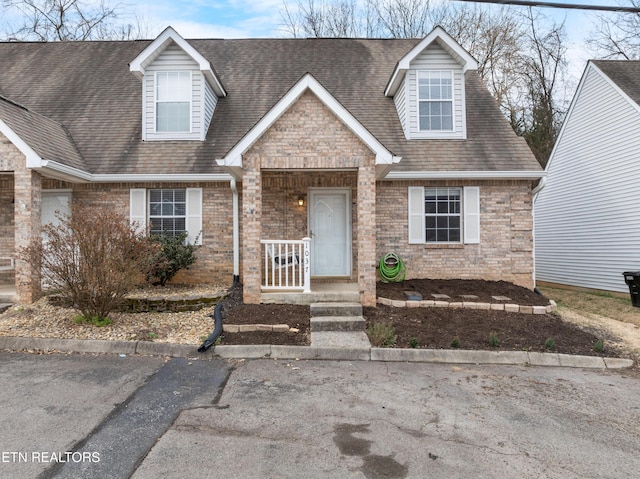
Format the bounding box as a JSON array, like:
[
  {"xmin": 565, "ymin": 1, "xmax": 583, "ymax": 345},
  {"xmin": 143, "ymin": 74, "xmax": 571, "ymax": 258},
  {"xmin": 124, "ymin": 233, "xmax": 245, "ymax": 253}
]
[{"xmin": 297, "ymin": 196, "xmax": 305, "ymax": 207}]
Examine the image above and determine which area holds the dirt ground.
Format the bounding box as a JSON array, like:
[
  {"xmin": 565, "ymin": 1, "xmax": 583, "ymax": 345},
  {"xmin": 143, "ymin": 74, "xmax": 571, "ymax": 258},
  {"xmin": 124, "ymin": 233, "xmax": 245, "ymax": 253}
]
[{"xmin": 218, "ymin": 280, "xmax": 617, "ymax": 357}]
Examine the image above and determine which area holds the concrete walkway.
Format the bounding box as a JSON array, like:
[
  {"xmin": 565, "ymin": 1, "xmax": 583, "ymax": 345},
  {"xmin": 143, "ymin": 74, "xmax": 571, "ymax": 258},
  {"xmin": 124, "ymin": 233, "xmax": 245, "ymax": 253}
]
[{"xmin": 0, "ymin": 335, "xmax": 633, "ymax": 369}]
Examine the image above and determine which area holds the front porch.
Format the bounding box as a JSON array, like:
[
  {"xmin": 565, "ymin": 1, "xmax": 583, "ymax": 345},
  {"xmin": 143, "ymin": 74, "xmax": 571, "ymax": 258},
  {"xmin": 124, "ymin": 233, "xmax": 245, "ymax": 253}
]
[{"xmin": 242, "ymin": 168, "xmax": 377, "ymax": 307}]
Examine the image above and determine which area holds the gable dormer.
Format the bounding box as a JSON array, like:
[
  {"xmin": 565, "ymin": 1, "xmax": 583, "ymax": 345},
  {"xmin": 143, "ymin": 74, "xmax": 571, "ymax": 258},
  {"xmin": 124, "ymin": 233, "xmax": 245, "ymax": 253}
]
[
  {"xmin": 129, "ymin": 27, "xmax": 226, "ymax": 141},
  {"xmin": 385, "ymin": 26, "xmax": 477, "ymax": 140}
]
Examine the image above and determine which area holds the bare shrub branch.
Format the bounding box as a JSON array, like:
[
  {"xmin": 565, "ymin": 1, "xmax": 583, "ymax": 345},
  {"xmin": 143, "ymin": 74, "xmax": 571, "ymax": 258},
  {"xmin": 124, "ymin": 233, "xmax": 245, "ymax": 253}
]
[{"xmin": 21, "ymin": 202, "xmax": 159, "ymax": 320}]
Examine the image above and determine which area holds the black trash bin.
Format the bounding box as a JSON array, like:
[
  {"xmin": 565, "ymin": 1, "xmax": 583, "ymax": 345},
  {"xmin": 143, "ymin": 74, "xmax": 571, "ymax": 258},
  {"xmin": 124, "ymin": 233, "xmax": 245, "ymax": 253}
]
[{"xmin": 623, "ymin": 272, "xmax": 640, "ymax": 307}]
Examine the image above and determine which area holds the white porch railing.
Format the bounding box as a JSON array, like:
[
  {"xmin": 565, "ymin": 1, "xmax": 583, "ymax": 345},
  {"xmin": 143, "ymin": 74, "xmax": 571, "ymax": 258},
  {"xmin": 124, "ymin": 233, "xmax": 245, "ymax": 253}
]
[{"xmin": 261, "ymin": 238, "xmax": 311, "ymax": 293}]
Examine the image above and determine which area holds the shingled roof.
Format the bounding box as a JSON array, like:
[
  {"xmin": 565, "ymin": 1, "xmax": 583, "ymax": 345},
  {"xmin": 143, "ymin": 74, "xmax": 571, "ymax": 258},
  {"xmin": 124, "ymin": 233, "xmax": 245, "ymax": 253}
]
[
  {"xmin": 0, "ymin": 95, "xmax": 86, "ymax": 171},
  {"xmin": 0, "ymin": 36, "xmax": 540, "ymax": 177},
  {"xmin": 592, "ymin": 60, "xmax": 640, "ymax": 108}
]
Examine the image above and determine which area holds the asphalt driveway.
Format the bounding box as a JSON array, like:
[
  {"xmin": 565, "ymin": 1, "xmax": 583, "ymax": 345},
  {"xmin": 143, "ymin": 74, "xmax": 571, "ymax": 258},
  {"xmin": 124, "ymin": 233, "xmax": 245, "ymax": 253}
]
[{"xmin": 1, "ymin": 353, "xmax": 639, "ymax": 478}]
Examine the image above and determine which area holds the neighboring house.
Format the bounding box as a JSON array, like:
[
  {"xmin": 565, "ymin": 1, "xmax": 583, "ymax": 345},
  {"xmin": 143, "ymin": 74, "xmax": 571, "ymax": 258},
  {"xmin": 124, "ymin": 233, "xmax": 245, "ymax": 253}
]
[
  {"xmin": 0, "ymin": 26, "xmax": 543, "ymax": 306},
  {"xmin": 535, "ymin": 60, "xmax": 640, "ymax": 294}
]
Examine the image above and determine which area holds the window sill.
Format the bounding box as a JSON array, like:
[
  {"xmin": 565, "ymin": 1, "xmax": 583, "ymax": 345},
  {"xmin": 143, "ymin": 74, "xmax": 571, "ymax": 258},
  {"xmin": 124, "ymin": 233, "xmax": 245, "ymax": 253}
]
[{"xmin": 423, "ymin": 243, "xmax": 465, "ymax": 249}]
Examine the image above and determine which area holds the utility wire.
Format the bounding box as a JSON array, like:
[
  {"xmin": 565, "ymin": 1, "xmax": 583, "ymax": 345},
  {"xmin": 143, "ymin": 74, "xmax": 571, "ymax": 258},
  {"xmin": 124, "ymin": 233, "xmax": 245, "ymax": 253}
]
[{"xmin": 454, "ymin": 0, "xmax": 640, "ymax": 13}]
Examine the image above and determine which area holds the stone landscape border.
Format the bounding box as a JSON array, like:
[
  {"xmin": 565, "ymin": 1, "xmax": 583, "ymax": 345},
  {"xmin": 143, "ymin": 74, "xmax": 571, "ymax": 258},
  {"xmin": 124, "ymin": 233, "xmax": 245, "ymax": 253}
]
[{"xmin": 377, "ymin": 297, "xmax": 558, "ymax": 314}]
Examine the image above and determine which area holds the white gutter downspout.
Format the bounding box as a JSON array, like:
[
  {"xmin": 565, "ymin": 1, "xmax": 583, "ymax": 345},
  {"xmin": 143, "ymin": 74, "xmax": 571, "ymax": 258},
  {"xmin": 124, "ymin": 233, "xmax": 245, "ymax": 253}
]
[
  {"xmin": 532, "ymin": 176, "xmax": 547, "ymax": 196},
  {"xmin": 230, "ymin": 178, "xmax": 240, "ymax": 281},
  {"xmin": 532, "ymin": 176, "xmax": 547, "ymax": 290}
]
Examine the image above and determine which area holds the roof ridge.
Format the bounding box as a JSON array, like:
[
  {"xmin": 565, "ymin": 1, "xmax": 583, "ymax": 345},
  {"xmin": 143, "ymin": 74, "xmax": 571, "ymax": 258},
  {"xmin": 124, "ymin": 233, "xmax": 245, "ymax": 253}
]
[{"xmin": 0, "ymin": 94, "xmax": 29, "ymax": 112}]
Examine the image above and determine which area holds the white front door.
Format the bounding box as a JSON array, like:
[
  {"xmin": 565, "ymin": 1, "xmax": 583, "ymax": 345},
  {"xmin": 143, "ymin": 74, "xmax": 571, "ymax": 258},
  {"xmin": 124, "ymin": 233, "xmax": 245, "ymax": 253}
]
[{"xmin": 309, "ymin": 189, "xmax": 351, "ymax": 277}]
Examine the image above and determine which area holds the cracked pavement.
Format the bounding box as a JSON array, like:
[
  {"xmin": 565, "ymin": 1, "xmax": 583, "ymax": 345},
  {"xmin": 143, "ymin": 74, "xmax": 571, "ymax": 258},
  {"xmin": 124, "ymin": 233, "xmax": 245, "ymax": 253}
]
[{"xmin": 1, "ymin": 353, "xmax": 639, "ymax": 478}]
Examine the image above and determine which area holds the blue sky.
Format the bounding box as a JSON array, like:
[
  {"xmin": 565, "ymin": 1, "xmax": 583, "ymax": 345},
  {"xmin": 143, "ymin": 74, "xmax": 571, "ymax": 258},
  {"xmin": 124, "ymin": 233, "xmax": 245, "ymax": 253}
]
[
  {"xmin": 135, "ymin": 0, "xmax": 615, "ymax": 40},
  {"xmin": 134, "ymin": 0, "xmax": 621, "ymax": 78}
]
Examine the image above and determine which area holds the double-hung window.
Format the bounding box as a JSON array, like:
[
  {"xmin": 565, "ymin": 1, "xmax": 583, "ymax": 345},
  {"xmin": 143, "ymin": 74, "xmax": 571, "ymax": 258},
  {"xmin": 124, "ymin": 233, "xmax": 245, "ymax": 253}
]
[
  {"xmin": 156, "ymin": 71, "xmax": 191, "ymax": 133},
  {"xmin": 425, "ymin": 187, "xmax": 461, "ymax": 242},
  {"xmin": 149, "ymin": 189, "xmax": 187, "ymax": 237},
  {"xmin": 408, "ymin": 186, "xmax": 480, "ymax": 244},
  {"xmin": 417, "ymin": 71, "xmax": 453, "ymax": 131},
  {"xmin": 130, "ymin": 188, "xmax": 203, "ymax": 245}
]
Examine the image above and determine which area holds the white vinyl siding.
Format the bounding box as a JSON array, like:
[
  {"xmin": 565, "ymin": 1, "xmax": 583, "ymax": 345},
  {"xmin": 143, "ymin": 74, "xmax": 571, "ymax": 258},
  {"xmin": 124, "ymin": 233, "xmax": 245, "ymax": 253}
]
[
  {"xmin": 408, "ymin": 186, "xmax": 479, "ymax": 244},
  {"xmin": 129, "ymin": 188, "xmax": 202, "ymax": 245},
  {"xmin": 406, "ymin": 42, "xmax": 465, "ymax": 139},
  {"xmin": 394, "ymin": 77, "xmax": 408, "ymax": 137},
  {"xmin": 142, "ymin": 43, "xmax": 210, "ymax": 141},
  {"xmin": 535, "ymin": 64, "xmax": 640, "ymax": 293},
  {"xmin": 203, "ymin": 79, "xmax": 217, "ymax": 136}
]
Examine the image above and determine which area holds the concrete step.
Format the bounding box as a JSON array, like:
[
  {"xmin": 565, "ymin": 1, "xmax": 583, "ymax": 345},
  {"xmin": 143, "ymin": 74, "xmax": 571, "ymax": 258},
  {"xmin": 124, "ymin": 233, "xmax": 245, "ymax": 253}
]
[
  {"xmin": 261, "ymin": 290, "xmax": 359, "ymax": 305},
  {"xmin": 310, "ymin": 331, "xmax": 371, "ymax": 349},
  {"xmin": 310, "ymin": 315, "xmax": 366, "ymax": 332},
  {"xmin": 310, "ymin": 302, "xmax": 362, "ymax": 317}
]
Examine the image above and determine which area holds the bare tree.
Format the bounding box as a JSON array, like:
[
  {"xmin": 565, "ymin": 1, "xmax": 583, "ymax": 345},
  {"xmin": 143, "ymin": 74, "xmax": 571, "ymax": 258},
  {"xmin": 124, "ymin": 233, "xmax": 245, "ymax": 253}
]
[
  {"xmin": 1, "ymin": 0, "xmax": 149, "ymax": 41},
  {"xmin": 367, "ymin": 0, "xmax": 435, "ymax": 38},
  {"xmin": 509, "ymin": 8, "xmax": 568, "ymax": 167},
  {"xmin": 589, "ymin": 1, "xmax": 640, "ymax": 59},
  {"xmin": 280, "ymin": 0, "xmax": 373, "ymax": 37},
  {"xmin": 437, "ymin": 4, "xmax": 524, "ymax": 113}
]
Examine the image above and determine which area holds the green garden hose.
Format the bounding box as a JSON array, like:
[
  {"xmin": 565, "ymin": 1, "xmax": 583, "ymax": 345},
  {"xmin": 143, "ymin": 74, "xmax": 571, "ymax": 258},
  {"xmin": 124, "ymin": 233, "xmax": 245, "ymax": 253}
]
[{"xmin": 378, "ymin": 253, "xmax": 406, "ymax": 283}]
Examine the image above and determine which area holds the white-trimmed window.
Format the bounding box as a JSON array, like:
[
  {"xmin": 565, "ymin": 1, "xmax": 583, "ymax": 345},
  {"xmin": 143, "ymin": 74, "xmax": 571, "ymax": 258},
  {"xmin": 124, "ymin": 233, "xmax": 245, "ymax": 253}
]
[
  {"xmin": 149, "ymin": 189, "xmax": 187, "ymax": 237},
  {"xmin": 130, "ymin": 188, "xmax": 202, "ymax": 245},
  {"xmin": 417, "ymin": 71, "xmax": 453, "ymax": 131},
  {"xmin": 156, "ymin": 71, "xmax": 191, "ymax": 133},
  {"xmin": 408, "ymin": 186, "xmax": 480, "ymax": 244}
]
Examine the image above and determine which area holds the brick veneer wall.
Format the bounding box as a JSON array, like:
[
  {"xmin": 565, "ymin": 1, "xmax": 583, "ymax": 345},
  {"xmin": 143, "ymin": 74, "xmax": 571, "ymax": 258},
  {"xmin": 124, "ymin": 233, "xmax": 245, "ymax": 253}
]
[
  {"xmin": 376, "ymin": 180, "xmax": 535, "ymax": 289},
  {"xmin": 42, "ymin": 179, "xmax": 235, "ymax": 286},
  {"xmin": 0, "ymin": 174, "xmax": 14, "ymax": 284},
  {"xmin": 243, "ymin": 90, "xmax": 378, "ymax": 305},
  {"xmin": 0, "ymin": 133, "xmax": 42, "ymax": 302}
]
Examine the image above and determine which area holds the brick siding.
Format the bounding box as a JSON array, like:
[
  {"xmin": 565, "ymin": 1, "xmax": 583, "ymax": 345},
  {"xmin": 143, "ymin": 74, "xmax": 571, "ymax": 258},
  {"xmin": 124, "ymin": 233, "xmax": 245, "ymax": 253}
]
[
  {"xmin": 243, "ymin": 90, "xmax": 378, "ymax": 305},
  {"xmin": 376, "ymin": 180, "xmax": 534, "ymax": 289},
  {"xmin": 1, "ymin": 133, "xmax": 42, "ymax": 301},
  {"xmin": 39, "ymin": 179, "xmax": 236, "ymax": 286}
]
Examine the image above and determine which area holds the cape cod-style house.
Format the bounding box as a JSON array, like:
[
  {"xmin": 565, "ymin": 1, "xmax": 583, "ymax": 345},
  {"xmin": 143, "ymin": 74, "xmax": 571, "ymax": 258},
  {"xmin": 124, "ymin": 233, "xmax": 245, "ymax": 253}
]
[{"xmin": 0, "ymin": 26, "xmax": 543, "ymax": 306}]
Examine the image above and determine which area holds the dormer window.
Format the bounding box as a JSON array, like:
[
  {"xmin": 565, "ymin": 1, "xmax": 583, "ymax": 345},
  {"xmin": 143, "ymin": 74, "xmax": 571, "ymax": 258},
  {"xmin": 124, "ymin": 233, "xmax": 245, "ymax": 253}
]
[
  {"xmin": 156, "ymin": 71, "xmax": 191, "ymax": 133},
  {"xmin": 417, "ymin": 70, "xmax": 453, "ymax": 131}
]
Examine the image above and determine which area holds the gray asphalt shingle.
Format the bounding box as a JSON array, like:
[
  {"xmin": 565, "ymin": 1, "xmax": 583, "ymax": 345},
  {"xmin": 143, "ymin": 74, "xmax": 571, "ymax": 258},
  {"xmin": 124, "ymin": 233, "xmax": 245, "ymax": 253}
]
[{"xmin": 0, "ymin": 37, "xmax": 540, "ymax": 176}]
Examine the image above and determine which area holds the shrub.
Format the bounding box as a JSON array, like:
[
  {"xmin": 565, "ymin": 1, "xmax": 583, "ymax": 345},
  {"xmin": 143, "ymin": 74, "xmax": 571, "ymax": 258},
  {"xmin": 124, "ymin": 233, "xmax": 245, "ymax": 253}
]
[
  {"xmin": 21, "ymin": 203, "xmax": 158, "ymax": 321},
  {"xmin": 367, "ymin": 322, "xmax": 397, "ymax": 347},
  {"xmin": 409, "ymin": 337, "xmax": 419, "ymax": 349},
  {"xmin": 450, "ymin": 336, "xmax": 460, "ymax": 348},
  {"xmin": 146, "ymin": 232, "xmax": 199, "ymax": 286},
  {"xmin": 544, "ymin": 338, "xmax": 555, "ymax": 350},
  {"xmin": 489, "ymin": 332, "xmax": 500, "ymax": 348},
  {"xmin": 593, "ymin": 339, "xmax": 605, "ymax": 352}
]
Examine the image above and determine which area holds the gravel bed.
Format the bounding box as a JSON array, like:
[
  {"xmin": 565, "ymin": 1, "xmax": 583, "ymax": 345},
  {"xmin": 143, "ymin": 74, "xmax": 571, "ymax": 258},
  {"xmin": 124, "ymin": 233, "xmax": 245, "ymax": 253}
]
[{"xmin": 0, "ymin": 284, "xmax": 228, "ymax": 345}]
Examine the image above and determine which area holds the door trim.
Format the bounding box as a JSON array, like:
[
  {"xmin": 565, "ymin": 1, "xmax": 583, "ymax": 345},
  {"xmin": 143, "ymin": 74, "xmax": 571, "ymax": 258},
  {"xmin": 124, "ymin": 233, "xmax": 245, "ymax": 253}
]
[{"xmin": 308, "ymin": 188, "xmax": 352, "ymax": 278}]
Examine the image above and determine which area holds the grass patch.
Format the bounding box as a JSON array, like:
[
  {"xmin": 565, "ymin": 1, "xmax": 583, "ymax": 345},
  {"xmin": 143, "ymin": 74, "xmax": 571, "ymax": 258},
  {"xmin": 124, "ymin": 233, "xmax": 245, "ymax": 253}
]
[
  {"xmin": 74, "ymin": 314, "xmax": 112, "ymax": 327},
  {"xmin": 540, "ymin": 287, "xmax": 640, "ymax": 328},
  {"xmin": 367, "ymin": 322, "xmax": 397, "ymax": 347}
]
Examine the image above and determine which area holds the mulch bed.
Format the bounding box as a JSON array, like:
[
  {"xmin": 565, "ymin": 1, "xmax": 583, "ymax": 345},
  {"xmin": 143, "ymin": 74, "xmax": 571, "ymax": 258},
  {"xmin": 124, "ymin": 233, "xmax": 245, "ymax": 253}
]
[
  {"xmin": 377, "ymin": 278, "xmax": 551, "ymax": 306},
  {"xmin": 219, "ymin": 283, "xmax": 310, "ymax": 346},
  {"xmin": 217, "ymin": 280, "xmax": 616, "ymax": 357}
]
